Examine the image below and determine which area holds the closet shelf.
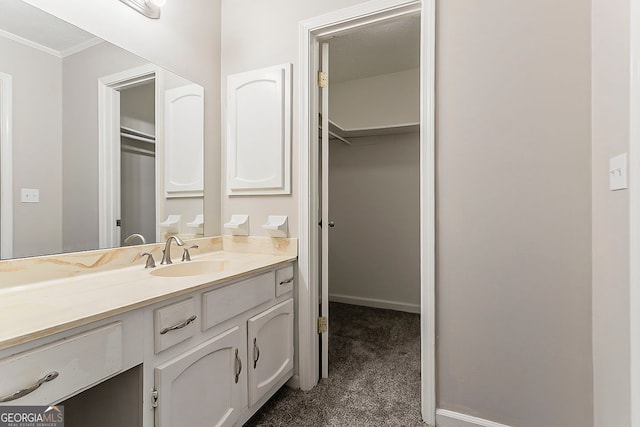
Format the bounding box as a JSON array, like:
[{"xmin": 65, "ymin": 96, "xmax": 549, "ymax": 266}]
[
  {"xmin": 320, "ymin": 115, "xmax": 419, "ymax": 145},
  {"xmin": 329, "ymin": 120, "xmax": 419, "ymax": 139}
]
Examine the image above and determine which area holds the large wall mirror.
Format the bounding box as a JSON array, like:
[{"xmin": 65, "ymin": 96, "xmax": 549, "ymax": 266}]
[{"xmin": 0, "ymin": 0, "xmax": 205, "ymax": 259}]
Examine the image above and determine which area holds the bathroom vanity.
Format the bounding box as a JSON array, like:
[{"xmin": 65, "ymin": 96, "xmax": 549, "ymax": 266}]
[{"xmin": 0, "ymin": 236, "xmax": 297, "ymax": 427}]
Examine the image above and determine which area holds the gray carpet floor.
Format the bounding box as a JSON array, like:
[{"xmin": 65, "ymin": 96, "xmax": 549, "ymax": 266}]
[{"xmin": 244, "ymin": 302, "xmax": 426, "ymax": 427}]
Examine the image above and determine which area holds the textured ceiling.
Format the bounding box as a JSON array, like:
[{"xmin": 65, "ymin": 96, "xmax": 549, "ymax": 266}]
[
  {"xmin": 328, "ymin": 14, "xmax": 420, "ymax": 83},
  {"xmin": 0, "ymin": 0, "xmax": 97, "ymax": 55}
]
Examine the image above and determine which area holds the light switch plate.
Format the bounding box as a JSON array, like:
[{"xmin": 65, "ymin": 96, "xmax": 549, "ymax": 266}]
[
  {"xmin": 609, "ymin": 153, "xmax": 628, "ymax": 191},
  {"xmin": 20, "ymin": 188, "xmax": 39, "ymax": 203}
]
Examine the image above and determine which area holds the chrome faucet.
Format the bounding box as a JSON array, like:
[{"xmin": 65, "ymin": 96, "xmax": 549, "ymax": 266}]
[
  {"xmin": 160, "ymin": 235, "xmax": 184, "ymax": 265},
  {"xmin": 181, "ymin": 245, "xmax": 199, "ymax": 262},
  {"xmin": 124, "ymin": 233, "xmax": 146, "ymax": 245}
]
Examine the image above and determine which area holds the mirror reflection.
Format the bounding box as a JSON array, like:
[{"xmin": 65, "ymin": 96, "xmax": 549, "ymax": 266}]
[{"xmin": 0, "ymin": 0, "xmax": 205, "ymax": 259}]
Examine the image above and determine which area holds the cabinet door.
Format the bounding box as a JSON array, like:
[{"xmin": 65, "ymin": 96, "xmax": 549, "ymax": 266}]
[
  {"xmin": 247, "ymin": 298, "xmax": 294, "ymax": 407},
  {"xmin": 154, "ymin": 326, "xmax": 245, "ymax": 427}
]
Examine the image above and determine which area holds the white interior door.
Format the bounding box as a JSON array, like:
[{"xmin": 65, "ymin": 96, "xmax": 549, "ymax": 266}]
[{"xmin": 320, "ymin": 42, "xmax": 330, "ymax": 379}]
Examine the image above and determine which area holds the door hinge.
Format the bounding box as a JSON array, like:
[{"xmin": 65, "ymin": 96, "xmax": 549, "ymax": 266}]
[
  {"xmin": 317, "ymin": 316, "xmax": 328, "ymax": 334},
  {"xmin": 151, "ymin": 389, "xmax": 158, "ymax": 408},
  {"xmin": 318, "ymin": 71, "xmax": 328, "ymax": 88},
  {"xmin": 116, "ymin": 219, "xmax": 121, "ymax": 227}
]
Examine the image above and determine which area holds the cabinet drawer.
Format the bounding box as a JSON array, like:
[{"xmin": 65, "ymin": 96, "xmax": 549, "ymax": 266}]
[
  {"xmin": 0, "ymin": 322, "xmax": 123, "ymax": 405},
  {"xmin": 202, "ymin": 272, "xmax": 274, "ymax": 331},
  {"xmin": 275, "ymin": 264, "xmax": 294, "ymax": 297},
  {"xmin": 154, "ymin": 298, "xmax": 197, "ymax": 353}
]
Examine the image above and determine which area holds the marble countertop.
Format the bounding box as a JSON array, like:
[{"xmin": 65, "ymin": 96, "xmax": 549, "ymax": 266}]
[{"xmin": 0, "ymin": 236, "xmax": 297, "ymax": 351}]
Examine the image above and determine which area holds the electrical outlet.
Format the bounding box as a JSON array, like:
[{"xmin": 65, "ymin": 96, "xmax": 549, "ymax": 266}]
[{"xmin": 21, "ymin": 188, "xmax": 39, "ymax": 203}]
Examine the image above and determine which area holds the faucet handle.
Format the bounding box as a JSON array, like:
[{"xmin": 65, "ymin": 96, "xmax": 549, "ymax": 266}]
[
  {"xmin": 182, "ymin": 245, "xmax": 199, "ymax": 262},
  {"xmin": 140, "ymin": 252, "xmax": 156, "ymax": 268}
]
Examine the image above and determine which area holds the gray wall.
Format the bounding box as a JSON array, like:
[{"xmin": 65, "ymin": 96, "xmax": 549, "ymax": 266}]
[
  {"xmin": 330, "ymin": 68, "xmax": 419, "ymax": 129},
  {"xmin": 0, "ymin": 36, "xmax": 63, "ymax": 258},
  {"xmin": 591, "ymin": 0, "xmax": 631, "ymax": 424},
  {"xmin": 328, "ymin": 68, "xmax": 420, "ymax": 311},
  {"xmin": 328, "ymin": 132, "xmax": 420, "ymax": 310},
  {"xmin": 436, "ymin": 1, "xmax": 592, "ymax": 425},
  {"xmin": 221, "ymin": 1, "xmax": 593, "ymax": 426}
]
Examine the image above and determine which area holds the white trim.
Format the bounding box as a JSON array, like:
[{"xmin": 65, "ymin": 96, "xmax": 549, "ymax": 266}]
[
  {"xmin": 59, "ymin": 38, "xmax": 104, "ymax": 58},
  {"xmin": 435, "ymin": 409, "xmax": 513, "ymax": 427},
  {"xmin": 98, "ymin": 64, "xmax": 159, "ymax": 249},
  {"xmin": 297, "ymin": 0, "xmax": 435, "ymax": 423},
  {"xmin": 0, "ymin": 29, "xmax": 61, "ymax": 57},
  {"xmin": 0, "ymin": 29, "xmax": 103, "ymax": 59},
  {"xmin": 420, "ymin": 0, "xmax": 437, "ymax": 423},
  {"xmin": 629, "ymin": 0, "xmax": 640, "ymax": 424},
  {"xmin": 329, "ymin": 293, "xmax": 420, "ymax": 313},
  {"xmin": 0, "ymin": 71, "xmax": 13, "ymax": 259}
]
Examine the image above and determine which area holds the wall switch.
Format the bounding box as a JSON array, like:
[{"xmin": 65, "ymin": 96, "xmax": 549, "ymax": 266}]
[
  {"xmin": 21, "ymin": 188, "xmax": 40, "ymax": 203},
  {"xmin": 609, "ymin": 153, "xmax": 628, "ymax": 191}
]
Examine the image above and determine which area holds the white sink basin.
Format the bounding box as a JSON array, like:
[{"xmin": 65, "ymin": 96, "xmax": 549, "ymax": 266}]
[{"xmin": 150, "ymin": 260, "xmax": 225, "ymax": 278}]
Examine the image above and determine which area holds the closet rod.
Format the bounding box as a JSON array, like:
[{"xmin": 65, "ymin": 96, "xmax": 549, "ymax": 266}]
[
  {"xmin": 319, "ymin": 125, "xmax": 352, "ymax": 145},
  {"xmin": 122, "ymin": 144, "xmax": 155, "ymax": 156},
  {"xmin": 121, "ymin": 132, "xmax": 155, "ymax": 144},
  {"xmin": 328, "ymin": 130, "xmax": 352, "ymax": 146}
]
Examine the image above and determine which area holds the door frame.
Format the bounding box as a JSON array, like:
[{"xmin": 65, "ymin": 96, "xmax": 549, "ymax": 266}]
[
  {"xmin": 98, "ymin": 64, "xmax": 161, "ymax": 248},
  {"xmin": 297, "ymin": 0, "xmax": 436, "ymax": 423},
  {"xmin": 629, "ymin": 0, "xmax": 640, "ymax": 422},
  {"xmin": 0, "ymin": 71, "xmax": 12, "ymax": 259}
]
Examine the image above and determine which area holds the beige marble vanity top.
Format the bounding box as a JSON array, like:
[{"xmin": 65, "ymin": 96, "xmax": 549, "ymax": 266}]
[{"xmin": 0, "ymin": 236, "xmax": 297, "ymax": 350}]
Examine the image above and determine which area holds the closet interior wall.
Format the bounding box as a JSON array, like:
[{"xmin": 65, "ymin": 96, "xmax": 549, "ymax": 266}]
[{"xmin": 328, "ymin": 67, "xmax": 420, "ymax": 312}]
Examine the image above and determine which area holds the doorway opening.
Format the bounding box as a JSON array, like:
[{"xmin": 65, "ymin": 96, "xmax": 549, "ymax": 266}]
[
  {"xmin": 298, "ymin": 0, "xmax": 435, "ymax": 423},
  {"xmin": 119, "ymin": 81, "xmax": 156, "ymax": 246},
  {"xmin": 319, "ymin": 11, "xmax": 422, "ymax": 381},
  {"xmin": 98, "ymin": 64, "xmax": 160, "ymax": 249}
]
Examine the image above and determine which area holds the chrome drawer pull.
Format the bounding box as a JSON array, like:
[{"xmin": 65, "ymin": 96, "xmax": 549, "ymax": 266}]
[
  {"xmin": 0, "ymin": 371, "xmax": 59, "ymax": 402},
  {"xmin": 279, "ymin": 277, "xmax": 294, "ymax": 285},
  {"xmin": 234, "ymin": 348, "xmax": 242, "ymax": 384},
  {"xmin": 253, "ymin": 338, "xmax": 260, "ymax": 369},
  {"xmin": 160, "ymin": 315, "xmax": 197, "ymax": 335}
]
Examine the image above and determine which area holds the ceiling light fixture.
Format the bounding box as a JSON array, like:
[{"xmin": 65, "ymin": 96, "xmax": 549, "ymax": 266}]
[{"xmin": 119, "ymin": 0, "xmax": 163, "ymax": 19}]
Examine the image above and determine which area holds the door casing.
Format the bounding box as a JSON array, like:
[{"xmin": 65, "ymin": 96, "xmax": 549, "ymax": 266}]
[{"xmin": 0, "ymin": 71, "xmax": 12, "ymax": 259}]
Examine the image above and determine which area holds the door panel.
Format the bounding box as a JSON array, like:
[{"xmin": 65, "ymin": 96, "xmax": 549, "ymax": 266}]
[
  {"xmin": 247, "ymin": 299, "xmax": 294, "ymax": 407},
  {"xmin": 154, "ymin": 326, "xmax": 245, "ymax": 427}
]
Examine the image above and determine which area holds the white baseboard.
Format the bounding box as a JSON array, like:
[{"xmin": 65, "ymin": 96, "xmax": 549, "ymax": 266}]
[
  {"xmin": 436, "ymin": 409, "xmax": 512, "ymax": 427},
  {"xmin": 329, "ymin": 293, "xmax": 420, "ymax": 313}
]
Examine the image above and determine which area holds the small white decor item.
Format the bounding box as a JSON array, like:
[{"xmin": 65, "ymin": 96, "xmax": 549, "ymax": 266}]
[
  {"xmin": 159, "ymin": 214, "xmax": 181, "ymax": 234},
  {"xmin": 262, "ymin": 215, "xmax": 288, "ymax": 238},
  {"xmin": 186, "ymin": 214, "xmax": 205, "ymax": 235},
  {"xmin": 224, "ymin": 214, "xmax": 249, "ymax": 236}
]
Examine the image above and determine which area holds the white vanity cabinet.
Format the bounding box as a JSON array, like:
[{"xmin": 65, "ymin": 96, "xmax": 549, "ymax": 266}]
[
  {"xmin": 154, "ymin": 326, "xmax": 246, "ymax": 427},
  {"xmin": 146, "ymin": 262, "xmax": 295, "ymax": 427}
]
